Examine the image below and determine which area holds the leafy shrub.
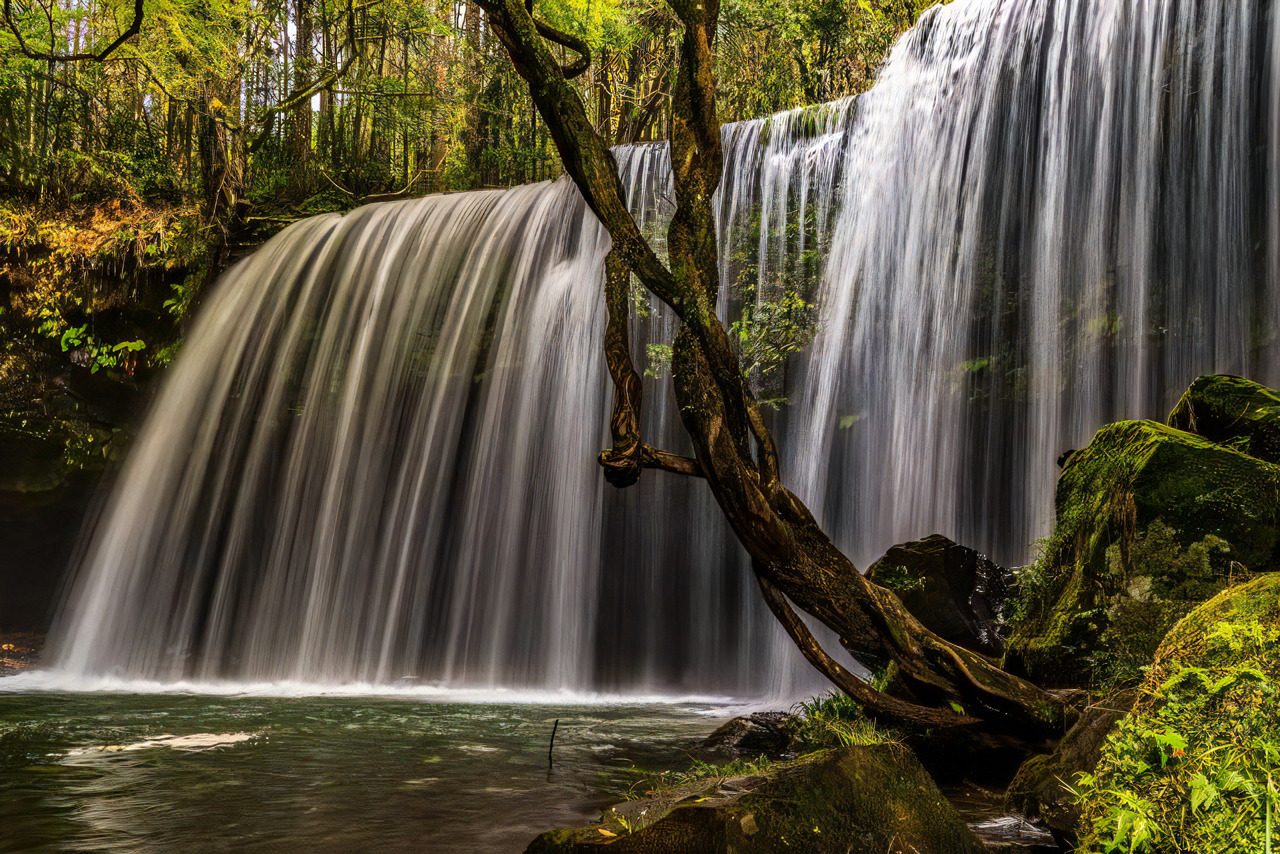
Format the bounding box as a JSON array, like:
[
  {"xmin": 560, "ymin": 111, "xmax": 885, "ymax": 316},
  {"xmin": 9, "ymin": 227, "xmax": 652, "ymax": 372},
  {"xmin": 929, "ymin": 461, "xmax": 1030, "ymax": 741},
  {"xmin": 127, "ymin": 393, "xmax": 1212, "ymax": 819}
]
[{"xmin": 1075, "ymin": 575, "xmax": 1280, "ymax": 853}]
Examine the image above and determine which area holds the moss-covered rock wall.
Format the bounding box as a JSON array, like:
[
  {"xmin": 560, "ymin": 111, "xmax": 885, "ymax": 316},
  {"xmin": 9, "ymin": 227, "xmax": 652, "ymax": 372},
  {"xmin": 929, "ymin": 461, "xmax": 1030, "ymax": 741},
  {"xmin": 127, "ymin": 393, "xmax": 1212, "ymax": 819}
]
[{"xmin": 1004, "ymin": 413, "xmax": 1280, "ymax": 688}]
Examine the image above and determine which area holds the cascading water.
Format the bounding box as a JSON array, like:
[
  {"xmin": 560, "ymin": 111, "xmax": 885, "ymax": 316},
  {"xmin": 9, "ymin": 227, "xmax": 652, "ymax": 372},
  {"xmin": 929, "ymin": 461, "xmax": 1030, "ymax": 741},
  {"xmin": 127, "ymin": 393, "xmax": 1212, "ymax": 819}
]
[
  {"xmin": 44, "ymin": 107, "xmax": 854, "ymax": 694},
  {"xmin": 40, "ymin": 0, "xmax": 1280, "ymax": 694},
  {"xmin": 791, "ymin": 0, "xmax": 1280, "ymax": 567}
]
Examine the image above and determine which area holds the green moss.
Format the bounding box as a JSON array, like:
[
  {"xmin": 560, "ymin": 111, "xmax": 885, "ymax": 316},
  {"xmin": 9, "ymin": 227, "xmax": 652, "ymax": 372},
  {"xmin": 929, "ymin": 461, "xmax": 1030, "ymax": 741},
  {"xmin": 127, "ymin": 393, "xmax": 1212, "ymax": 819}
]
[
  {"xmin": 530, "ymin": 744, "xmax": 985, "ymax": 854},
  {"xmin": 1075, "ymin": 574, "xmax": 1280, "ymax": 853},
  {"xmin": 1004, "ymin": 419, "xmax": 1280, "ymax": 686},
  {"xmin": 1169, "ymin": 374, "xmax": 1280, "ymax": 464},
  {"xmin": 626, "ymin": 693, "xmax": 890, "ymax": 802},
  {"xmin": 1092, "ymin": 522, "xmax": 1240, "ymax": 688}
]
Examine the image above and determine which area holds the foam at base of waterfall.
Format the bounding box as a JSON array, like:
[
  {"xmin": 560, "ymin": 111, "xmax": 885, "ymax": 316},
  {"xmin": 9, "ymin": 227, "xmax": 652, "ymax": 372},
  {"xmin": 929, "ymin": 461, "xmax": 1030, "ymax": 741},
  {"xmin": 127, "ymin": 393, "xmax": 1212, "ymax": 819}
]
[{"xmin": 0, "ymin": 669, "xmax": 764, "ymax": 711}]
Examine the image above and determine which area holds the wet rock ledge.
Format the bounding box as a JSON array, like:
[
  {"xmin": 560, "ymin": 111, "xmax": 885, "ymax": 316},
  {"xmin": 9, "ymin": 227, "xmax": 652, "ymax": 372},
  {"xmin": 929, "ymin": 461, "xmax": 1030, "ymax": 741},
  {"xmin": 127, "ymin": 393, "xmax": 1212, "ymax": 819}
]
[{"xmin": 526, "ymin": 743, "xmax": 986, "ymax": 854}]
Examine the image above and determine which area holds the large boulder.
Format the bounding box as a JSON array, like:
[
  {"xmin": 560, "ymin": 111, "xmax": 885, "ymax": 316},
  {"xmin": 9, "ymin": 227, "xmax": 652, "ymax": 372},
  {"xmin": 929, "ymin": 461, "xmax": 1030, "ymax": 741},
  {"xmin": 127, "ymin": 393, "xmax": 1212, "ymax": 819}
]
[
  {"xmin": 867, "ymin": 533, "xmax": 1015, "ymax": 655},
  {"xmin": 525, "ymin": 745, "xmax": 986, "ymax": 854},
  {"xmin": 1075, "ymin": 574, "xmax": 1280, "ymax": 853},
  {"xmin": 1004, "ymin": 419, "xmax": 1280, "ymax": 686},
  {"xmin": 1168, "ymin": 373, "xmax": 1280, "ymax": 463}
]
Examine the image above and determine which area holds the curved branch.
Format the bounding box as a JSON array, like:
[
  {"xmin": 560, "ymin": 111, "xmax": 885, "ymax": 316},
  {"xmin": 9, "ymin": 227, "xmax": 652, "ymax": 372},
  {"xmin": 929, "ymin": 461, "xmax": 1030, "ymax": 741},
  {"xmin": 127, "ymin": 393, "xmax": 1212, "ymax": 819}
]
[
  {"xmin": 756, "ymin": 571, "xmax": 973, "ymax": 732},
  {"xmin": 597, "ymin": 251, "xmax": 702, "ymax": 484},
  {"xmin": 522, "ymin": 0, "xmax": 589, "ymax": 78},
  {"xmin": 599, "ymin": 249, "xmax": 646, "ymax": 486},
  {"xmin": 4, "ymin": 0, "xmax": 143, "ymax": 62},
  {"xmin": 479, "ymin": 0, "xmax": 1065, "ymax": 738}
]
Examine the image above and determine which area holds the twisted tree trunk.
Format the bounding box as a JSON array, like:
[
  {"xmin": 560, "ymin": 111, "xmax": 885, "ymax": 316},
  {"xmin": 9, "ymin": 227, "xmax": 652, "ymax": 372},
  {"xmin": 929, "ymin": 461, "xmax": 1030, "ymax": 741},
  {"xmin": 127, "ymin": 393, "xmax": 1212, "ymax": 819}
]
[{"xmin": 475, "ymin": 0, "xmax": 1064, "ymax": 739}]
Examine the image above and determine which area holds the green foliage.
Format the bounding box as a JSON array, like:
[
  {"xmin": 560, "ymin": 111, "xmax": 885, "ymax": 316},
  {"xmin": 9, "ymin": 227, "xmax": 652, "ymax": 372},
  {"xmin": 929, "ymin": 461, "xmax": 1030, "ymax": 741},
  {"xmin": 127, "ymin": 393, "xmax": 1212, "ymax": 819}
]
[
  {"xmin": 644, "ymin": 343, "xmax": 672, "ymax": 379},
  {"xmin": 730, "ymin": 284, "xmax": 818, "ymax": 384},
  {"xmin": 868, "ymin": 560, "xmax": 926, "ymax": 594},
  {"xmin": 718, "ymin": 0, "xmax": 943, "ymax": 119},
  {"xmin": 1075, "ymin": 576, "xmax": 1280, "ymax": 853},
  {"xmin": 0, "ymin": 200, "xmax": 204, "ymax": 373},
  {"xmin": 790, "ymin": 691, "xmax": 895, "ymax": 749},
  {"xmin": 2, "ymin": 0, "xmax": 941, "ymax": 209}
]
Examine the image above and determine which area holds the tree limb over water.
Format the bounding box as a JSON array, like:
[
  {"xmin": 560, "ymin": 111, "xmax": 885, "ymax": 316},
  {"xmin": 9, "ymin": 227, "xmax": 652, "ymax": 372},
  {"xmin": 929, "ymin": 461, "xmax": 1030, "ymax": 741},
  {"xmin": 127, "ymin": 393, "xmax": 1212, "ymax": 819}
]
[{"xmin": 478, "ymin": 0, "xmax": 1065, "ymax": 739}]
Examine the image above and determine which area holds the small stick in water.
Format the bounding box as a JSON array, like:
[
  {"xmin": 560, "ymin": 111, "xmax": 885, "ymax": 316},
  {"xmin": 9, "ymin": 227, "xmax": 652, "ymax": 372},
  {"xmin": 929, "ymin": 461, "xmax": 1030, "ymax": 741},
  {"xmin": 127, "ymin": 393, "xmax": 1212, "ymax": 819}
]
[{"xmin": 548, "ymin": 719, "xmax": 560, "ymax": 767}]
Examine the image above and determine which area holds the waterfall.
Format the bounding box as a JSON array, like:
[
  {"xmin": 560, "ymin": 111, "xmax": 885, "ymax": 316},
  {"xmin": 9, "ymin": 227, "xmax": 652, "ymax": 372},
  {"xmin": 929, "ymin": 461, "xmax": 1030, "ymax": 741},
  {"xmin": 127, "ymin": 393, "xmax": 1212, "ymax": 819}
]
[
  {"xmin": 45, "ymin": 0, "xmax": 1280, "ymax": 694},
  {"xmin": 791, "ymin": 0, "xmax": 1278, "ymax": 567},
  {"xmin": 45, "ymin": 108, "xmax": 853, "ymax": 694}
]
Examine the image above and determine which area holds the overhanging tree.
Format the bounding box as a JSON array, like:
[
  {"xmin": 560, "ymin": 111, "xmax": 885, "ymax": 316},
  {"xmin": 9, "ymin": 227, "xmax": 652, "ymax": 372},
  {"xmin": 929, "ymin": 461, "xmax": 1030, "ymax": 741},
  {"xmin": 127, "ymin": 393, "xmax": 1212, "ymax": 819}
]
[{"xmin": 475, "ymin": 0, "xmax": 1066, "ymax": 739}]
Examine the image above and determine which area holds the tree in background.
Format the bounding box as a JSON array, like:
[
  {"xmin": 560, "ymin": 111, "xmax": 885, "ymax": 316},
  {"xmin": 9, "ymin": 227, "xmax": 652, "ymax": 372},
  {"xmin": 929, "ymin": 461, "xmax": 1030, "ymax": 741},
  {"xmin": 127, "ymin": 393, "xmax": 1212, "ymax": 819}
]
[{"xmin": 1, "ymin": 0, "xmax": 934, "ymax": 210}]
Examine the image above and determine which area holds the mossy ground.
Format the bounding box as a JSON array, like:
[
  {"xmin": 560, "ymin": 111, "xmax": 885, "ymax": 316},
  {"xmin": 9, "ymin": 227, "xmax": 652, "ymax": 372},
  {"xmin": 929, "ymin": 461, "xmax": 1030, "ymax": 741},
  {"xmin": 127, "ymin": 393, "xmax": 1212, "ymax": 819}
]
[
  {"xmin": 1075, "ymin": 574, "xmax": 1280, "ymax": 853},
  {"xmin": 530, "ymin": 740, "xmax": 984, "ymax": 854},
  {"xmin": 621, "ymin": 692, "xmax": 891, "ymax": 802}
]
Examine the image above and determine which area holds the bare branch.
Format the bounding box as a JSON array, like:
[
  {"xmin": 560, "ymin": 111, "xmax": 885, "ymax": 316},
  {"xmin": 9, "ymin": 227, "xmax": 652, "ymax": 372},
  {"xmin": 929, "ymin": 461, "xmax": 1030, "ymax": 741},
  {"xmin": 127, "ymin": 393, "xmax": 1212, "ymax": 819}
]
[
  {"xmin": 4, "ymin": 0, "xmax": 143, "ymax": 62},
  {"xmin": 639, "ymin": 445, "xmax": 702, "ymax": 477}
]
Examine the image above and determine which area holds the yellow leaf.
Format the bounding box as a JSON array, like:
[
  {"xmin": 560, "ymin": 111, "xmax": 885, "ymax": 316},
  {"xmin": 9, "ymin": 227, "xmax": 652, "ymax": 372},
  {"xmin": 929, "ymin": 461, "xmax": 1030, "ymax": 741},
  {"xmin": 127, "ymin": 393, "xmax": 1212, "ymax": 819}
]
[{"xmin": 598, "ymin": 829, "xmax": 617, "ymax": 837}]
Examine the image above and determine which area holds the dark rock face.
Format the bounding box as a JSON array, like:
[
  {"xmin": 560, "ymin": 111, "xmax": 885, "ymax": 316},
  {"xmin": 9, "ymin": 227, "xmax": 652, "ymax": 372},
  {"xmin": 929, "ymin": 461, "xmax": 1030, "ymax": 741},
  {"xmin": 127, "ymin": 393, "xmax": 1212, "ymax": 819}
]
[
  {"xmin": 1005, "ymin": 689, "xmax": 1137, "ymax": 845},
  {"xmin": 0, "ymin": 465, "xmax": 104, "ymax": 633},
  {"xmin": 1004, "ymin": 415, "xmax": 1280, "ymax": 687},
  {"xmin": 867, "ymin": 533, "xmax": 1016, "ymax": 656},
  {"xmin": 0, "ymin": 351, "xmax": 145, "ymax": 632},
  {"xmin": 526, "ymin": 745, "xmax": 987, "ymax": 854},
  {"xmin": 699, "ymin": 712, "xmax": 796, "ymax": 760}
]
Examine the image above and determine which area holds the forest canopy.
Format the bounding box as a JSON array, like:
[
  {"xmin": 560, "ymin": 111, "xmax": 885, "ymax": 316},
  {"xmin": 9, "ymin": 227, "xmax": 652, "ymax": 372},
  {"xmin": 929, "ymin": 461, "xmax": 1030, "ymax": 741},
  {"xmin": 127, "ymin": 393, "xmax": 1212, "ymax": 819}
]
[{"xmin": 0, "ymin": 0, "xmax": 932, "ymax": 208}]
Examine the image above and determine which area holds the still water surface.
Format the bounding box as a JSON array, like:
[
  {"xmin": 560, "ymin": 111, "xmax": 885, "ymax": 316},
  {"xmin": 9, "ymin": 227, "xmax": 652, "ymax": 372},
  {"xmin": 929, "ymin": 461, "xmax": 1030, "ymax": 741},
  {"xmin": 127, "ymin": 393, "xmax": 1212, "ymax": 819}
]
[{"xmin": 0, "ymin": 689, "xmax": 729, "ymax": 853}]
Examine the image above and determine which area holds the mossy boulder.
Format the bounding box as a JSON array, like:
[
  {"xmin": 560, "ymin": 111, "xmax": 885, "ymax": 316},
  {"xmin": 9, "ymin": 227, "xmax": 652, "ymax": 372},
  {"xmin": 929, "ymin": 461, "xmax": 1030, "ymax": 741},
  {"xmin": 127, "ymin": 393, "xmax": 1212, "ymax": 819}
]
[
  {"xmin": 1168, "ymin": 374, "xmax": 1280, "ymax": 463},
  {"xmin": 867, "ymin": 533, "xmax": 1015, "ymax": 655},
  {"xmin": 525, "ymin": 745, "xmax": 985, "ymax": 854},
  {"xmin": 1075, "ymin": 574, "xmax": 1280, "ymax": 853},
  {"xmin": 1004, "ymin": 419, "xmax": 1280, "ymax": 687}
]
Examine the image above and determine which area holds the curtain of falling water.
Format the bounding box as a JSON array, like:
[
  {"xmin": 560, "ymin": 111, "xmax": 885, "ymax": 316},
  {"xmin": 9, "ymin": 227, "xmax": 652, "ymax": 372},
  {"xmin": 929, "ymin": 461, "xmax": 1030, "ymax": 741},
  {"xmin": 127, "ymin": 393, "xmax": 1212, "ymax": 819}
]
[
  {"xmin": 790, "ymin": 0, "xmax": 1280, "ymax": 569},
  {"xmin": 47, "ymin": 0, "xmax": 1280, "ymax": 693},
  {"xmin": 47, "ymin": 105, "xmax": 853, "ymax": 693}
]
